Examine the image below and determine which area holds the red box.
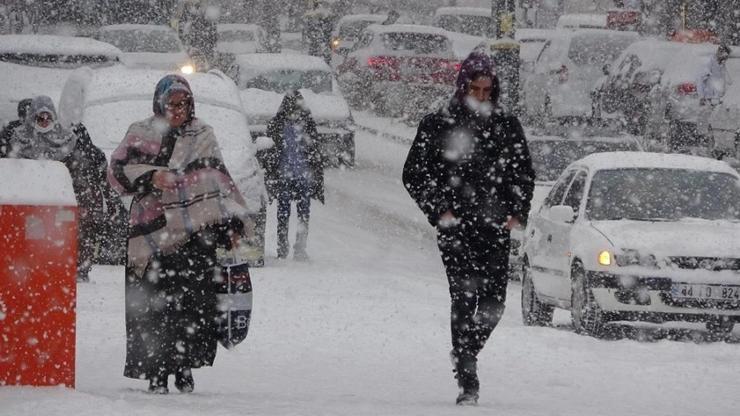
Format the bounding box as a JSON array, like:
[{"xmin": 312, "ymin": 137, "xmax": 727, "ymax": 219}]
[{"xmin": 0, "ymin": 160, "xmax": 78, "ymax": 388}]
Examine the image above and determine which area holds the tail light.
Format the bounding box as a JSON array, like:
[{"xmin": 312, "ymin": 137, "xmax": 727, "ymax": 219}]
[
  {"xmin": 367, "ymin": 56, "xmax": 400, "ymax": 81},
  {"xmin": 558, "ymin": 65, "xmax": 569, "ymax": 83},
  {"xmin": 367, "ymin": 56, "xmax": 397, "ymax": 68},
  {"xmin": 676, "ymin": 82, "xmax": 697, "ymax": 95}
]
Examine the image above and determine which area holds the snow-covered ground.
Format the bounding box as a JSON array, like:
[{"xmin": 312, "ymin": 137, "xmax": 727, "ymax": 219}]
[{"xmin": 2, "ymin": 127, "xmax": 740, "ymax": 416}]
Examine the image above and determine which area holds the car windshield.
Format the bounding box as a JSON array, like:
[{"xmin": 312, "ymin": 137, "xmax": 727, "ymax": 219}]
[
  {"xmin": 530, "ymin": 140, "xmax": 639, "ymax": 181},
  {"xmin": 568, "ymin": 34, "xmax": 635, "ymax": 67},
  {"xmin": 98, "ymin": 29, "xmax": 182, "ymax": 53},
  {"xmin": 381, "ymin": 32, "xmax": 450, "ymax": 54},
  {"xmin": 586, "ymin": 168, "xmax": 740, "ymax": 221},
  {"xmin": 219, "ymin": 30, "xmax": 255, "ymax": 42},
  {"xmin": 244, "ymin": 69, "xmax": 332, "ymax": 93},
  {"xmin": 0, "ymin": 53, "xmax": 116, "ymax": 68}
]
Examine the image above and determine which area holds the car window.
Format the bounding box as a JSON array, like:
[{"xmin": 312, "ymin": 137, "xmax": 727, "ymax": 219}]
[
  {"xmin": 381, "ymin": 32, "xmax": 451, "ymax": 54},
  {"xmin": 219, "ymin": 30, "xmax": 255, "ymax": 42},
  {"xmin": 568, "ymin": 34, "xmax": 636, "ymax": 67},
  {"xmin": 339, "ymin": 21, "xmax": 377, "ymax": 40},
  {"xmin": 544, "ymin": 170, "xmax": 577, "ymax": 208},
  {"xmin": 434, "ymin": 15, "xmax": 459, "ymax": 32},
  {"xmin": 563, "ymin": 171, "xmax": 588, "ymax": 214},
  {"xmin": 353, "ymin": 31, "xmax": 373, "ymax": 50},
  {"xmin": 244, "ymin": 69, "xmax": 332, "ymax": 93}
]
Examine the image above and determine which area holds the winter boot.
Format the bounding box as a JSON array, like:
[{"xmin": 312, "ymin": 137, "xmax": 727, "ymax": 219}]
[
  {"xmin": 452, "ymin": 351, "xmax": 479, "ymax": 406},
  {"xmin": 174, "ymin": 367, "xmax": 194, "ymax": 393},
  {"xmin": 293, "ymin": 219, "xmax": 309, "ymax": 261},
  {"xmin": 148, "ymin": 372, "xmax": 169, "ymax": 394}
]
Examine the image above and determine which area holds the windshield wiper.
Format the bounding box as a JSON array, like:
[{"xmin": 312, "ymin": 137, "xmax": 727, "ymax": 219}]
[{"xmin": 617, "ymin": 217, "xmax": 672, "ymax": 222}]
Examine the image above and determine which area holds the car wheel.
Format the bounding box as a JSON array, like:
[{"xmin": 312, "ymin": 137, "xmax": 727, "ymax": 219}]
[
  {"xmin": 570, "ymin": 262, "xmax": 605, "ymax": 337},
  {"xmin": 521, "ymin": 260, "xmax": 554, "ymax": 326},
  {"xmin": 705, "ymin": 316, "xmax": 734, "ymax": 339}
]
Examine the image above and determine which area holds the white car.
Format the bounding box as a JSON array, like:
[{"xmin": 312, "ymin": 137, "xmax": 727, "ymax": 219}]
[
  {"xmin": 58, "ymin": 66, "xmax": 267, "ymax": 266},
  {"xmin": 336, "ymin": 24, "xmax": 460, "ymax": 118},
  {"xmin": 329, "ymin": 14, "xmax": 386, "ymax": 68},
  {"xmin": 235, "ymin": 53, "xmax": 355, "ymax": 167},
  {"xmin": 555, "ymin": 13, "xmax": 608, "ymax": 30},
  {"xmin": 431, "ymin": 6, "xmax": 492, "ymax": 37},
  {"xmin": 96, "ymin": 24, "xmax": 193, "ymax": 72},
  {"xmin": 217, "ymin": 23, "xmax": 267, "ymax": 55},
  {"xmin": 509, "ymin": 134, "xmax": 643, "ymax": 277},
  {"xmin": 521, "ymin": 152, "xmax": 740, "ymax": 337},
  {"xmin": 523, "ymin": 29, "xmax": 639, "ymax": 124},
  {"xmin": 0, "ymin": 34, "xmax": 122, "ymax": 124}
]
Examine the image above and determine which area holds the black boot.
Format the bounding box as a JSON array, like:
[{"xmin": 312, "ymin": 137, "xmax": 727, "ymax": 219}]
[
  {"xmin": 452, "ymin": 351, "xmax": 479, "ymax": 406},
  {"xmin": 148, "ymin": 372, "xmax": 169, "ymax": 394},
  {"xmin": 174, "ymin": 367, "xmax": 194, "ymax": 393}
]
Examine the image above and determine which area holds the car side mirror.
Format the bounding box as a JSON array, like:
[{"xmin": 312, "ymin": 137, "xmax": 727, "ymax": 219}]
[
  {"xmin": 549, "ymin": 205, "xmax": 576, "ymax": 223},
  {"xmin": 254, "ymin": 136, "xmax": 274, "ymax": 151},
  {"xmin": 602, "ymin": 63, "xmax": 611, "ymax": 76}
]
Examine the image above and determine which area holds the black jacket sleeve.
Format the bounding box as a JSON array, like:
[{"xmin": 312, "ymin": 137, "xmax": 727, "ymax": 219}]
[
  {"xmin": 503, "ymin": 116, "xmax": 535, "ymax": 225},
  {"xmin": 402, "ymin": 115, "xmax": 450, "ymax": 227},
  {"xmin": 304, "ymin": 115, "xmax": 325, "ymax": 204}
]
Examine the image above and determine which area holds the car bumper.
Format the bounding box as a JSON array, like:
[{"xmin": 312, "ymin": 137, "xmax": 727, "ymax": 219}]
[{"xmin": 587, "ymin": 271, "xmax": 740, "ymax": 320}]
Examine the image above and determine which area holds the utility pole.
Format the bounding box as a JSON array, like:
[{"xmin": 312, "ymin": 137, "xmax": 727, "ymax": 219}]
[{"xmin": 490, "ymin": 0, "xmax": 520, "ymax": 114}]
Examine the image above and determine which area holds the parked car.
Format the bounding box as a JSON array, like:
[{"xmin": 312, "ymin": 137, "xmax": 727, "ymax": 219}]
[
  {"xmin": 703, "ymin": 52, "xmax": 740, "ymax": 161},
  {"xmin": 96, "ymin": 24, "xmax": 193, "ymax": 72},
  {"xmin": 0, "ymin": 34, "xmax": 122, "ymax": 123},
  {"xmin": 58, "ymin": 67, "xmax": 267, "ymax": 267},
  {"xmin": 329, "ymin": 14, "xmax": 386, "ymax": 68},
  {"xmin": 336, "ymin": 24, "xmax": 460, "ymax": 119},
  {"xmin": 593, "ymin": 40, "xmax": 717, "ymax": 149},
  {"xmin": 431, "ymin": 6, "xmax": 493, "ymax": 37},
  {"xmin": 509, "ymin": 133, "xmax": 643, "ymax": 278},
  {"xmin": 234, "ymin": 53, "xmax": 355, "ymax": 167},
  {"xmin": 522, "ymin": 29, "xmax": 639, "ymax": 125},
  {"xmin": 521, "ymin": 152, "xmax": 740, "ymax": 337}
]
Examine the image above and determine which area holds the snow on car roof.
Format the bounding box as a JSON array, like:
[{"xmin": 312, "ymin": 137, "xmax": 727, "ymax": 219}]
[
  {"xmin": 0, "ymin": 159, "xmax": 76, "ymax": 206},
  {"xmin": 434, "ymin": 7, "xmax": 491, "ymax": 17},
  {"xmin": 0, "ymin": 34, "xmax": 122, "ymax": 58},
  {"xmin": 79, "ymin": 67, "xmax": 241, "ymax": 110},
  {"xmin": 217, "ymin": 23, "xmax": 262, "ymax": 32},
  {"xmin": 572, "ymin": 152, "xmax": 739, "ymax": 175},
  {"xmin": 234, "ymin": 53, "xmax": 331, "ymax": 74},
  {"xmin": 366, "ymin": 24, "xmax": 451, "ymax": 36},
  {"xmin": 99, "ymin": 24, "xmax": 175, "ymax": 33}
]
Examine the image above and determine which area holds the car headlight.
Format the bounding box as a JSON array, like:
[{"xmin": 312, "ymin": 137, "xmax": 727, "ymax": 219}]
[
  {"xmin": 598, "ymin": 250, "xmax": 612, "ymax": 266},
  {"xmin": 616, "ymin": 249, "xmax": 659, "ymax": 268},
  {"xmin": 180, "ymin": 64, "xmax": 195, "ymax": 75}
]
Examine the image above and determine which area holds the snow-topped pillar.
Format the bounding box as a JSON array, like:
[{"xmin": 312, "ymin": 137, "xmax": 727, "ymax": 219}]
[{"xmin": 0, "ymin": 159, "xmax": 78, "ymax": 388}]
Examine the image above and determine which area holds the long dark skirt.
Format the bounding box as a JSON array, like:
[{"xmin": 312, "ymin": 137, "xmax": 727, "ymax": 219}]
[{"xmin": 124, "ymin": 232, "xmax": 220, "ymax": 380}]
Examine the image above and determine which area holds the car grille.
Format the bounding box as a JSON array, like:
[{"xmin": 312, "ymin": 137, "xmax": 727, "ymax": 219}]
[{"xmin": 668, "ymin": 257, "xmax": 740, "ymax": 271}]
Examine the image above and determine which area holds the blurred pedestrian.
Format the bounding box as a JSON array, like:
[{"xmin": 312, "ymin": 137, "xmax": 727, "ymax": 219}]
[
  {"xmin": 402, "ymin": 52, "xmax": 535, "ymax": 406},
  {"xmin": 0, "ymin": 98, "xmax": 32, "ymax": 157},
  {"xmin": 108, "ymin": 74, "xmax": 253, "ymax": 394},
  {"xmin": 1, "ymin": 96, "xmax": 120, "ymax": 282},
  {"xmin": 698, "ymin": 43, "xmax": 732, "ymax": 106},
  {"xmin": 261, "ymin": 90, "xmax": 324, "ymax": 260}
]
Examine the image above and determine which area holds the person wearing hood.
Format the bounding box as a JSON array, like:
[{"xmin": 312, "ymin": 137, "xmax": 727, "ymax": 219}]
[
  {"xmin": 108, "ymin": 74, "xmax": 254, "ymax": 394},
  {"xmin": 402, "ymin": 52, "xmax": 535, "ymax": 406},
  {"xmin": 1, "ymin": 96, "xmax": 121, "ymax": 283},
  {"xmin": 261, "ymin": 90, "xmax": 324, "ymax": 260},
  {"xmin": 0, "ymin": 98, "xmax": 32, "ymax": 157}
]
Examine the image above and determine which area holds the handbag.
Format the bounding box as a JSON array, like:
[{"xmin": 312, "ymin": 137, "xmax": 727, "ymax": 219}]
[{"xmin": 216, "ymin": 245, "xmax": 253, "ymax": 349}]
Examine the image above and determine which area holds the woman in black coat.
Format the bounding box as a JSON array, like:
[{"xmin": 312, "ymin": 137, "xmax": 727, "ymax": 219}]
[{"xmin": 261, "ymin": 90, "xmax": 324, "ymax": 260}]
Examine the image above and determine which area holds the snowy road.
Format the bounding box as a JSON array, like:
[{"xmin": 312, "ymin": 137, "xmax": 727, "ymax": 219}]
[{"xmin": 2, "ymin": 128, "xmax": 740, "ymax": 416}]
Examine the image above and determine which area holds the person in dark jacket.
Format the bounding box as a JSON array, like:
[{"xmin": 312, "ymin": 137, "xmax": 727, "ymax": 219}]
[
  {"xmin": 0, "ymin": 98, "xmax": 32, "ymax": 157},
  {"xmin": 2, "ymin": 96, "xmax": 124, "ymax": 282},
  {"xmin": 402, "ymin": 52, "xmax": 535, "ymax": 406},
  {"xmin": 261, "ymin": 90, "xmax": 325, "ymax": 260}
]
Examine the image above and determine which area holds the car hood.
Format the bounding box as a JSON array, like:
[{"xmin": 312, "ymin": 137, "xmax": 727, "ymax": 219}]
[
  {"xmin": 239, "ymin": 88, "xmax": 351, "ymax": 123},
  {"xmin": 592, "ymin": 219, "xmax": 740, "ymax": 258},
  {"xmin": 121, "ymin": 52, "xmax": 189, "ymax": 70}
]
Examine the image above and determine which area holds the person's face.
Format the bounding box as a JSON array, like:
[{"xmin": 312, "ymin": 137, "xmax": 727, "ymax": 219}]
[
  {"xmin": 35, "ymin": 111, "xmax": 53, "ymax": 130},
  {"xmin": 165, "ymin": 91, "xmax": 190, "ymax": 128},
  {"xmin": 468, "ymin": 76, "xmax": 493, "ymax": 103}
]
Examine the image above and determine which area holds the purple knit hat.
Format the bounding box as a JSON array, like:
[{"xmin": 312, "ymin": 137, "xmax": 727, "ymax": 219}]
[{"xmin": 453, "ymin": 51, "xmax": 499, "ymax": 104}]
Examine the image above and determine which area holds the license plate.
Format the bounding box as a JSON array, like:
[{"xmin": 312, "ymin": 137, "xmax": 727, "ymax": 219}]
[{"xmin": 671, "ymin": 284, "xmax": 740, "ymax": 301}]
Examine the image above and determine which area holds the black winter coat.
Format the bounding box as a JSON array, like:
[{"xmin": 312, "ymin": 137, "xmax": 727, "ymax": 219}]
[
  {"xmin": 403, "ymin": 104, "xmax": 535, "ymax": 232},
  {"xmin": 260, "ymin": 109, "xmax": 325, "ymax": 203}
]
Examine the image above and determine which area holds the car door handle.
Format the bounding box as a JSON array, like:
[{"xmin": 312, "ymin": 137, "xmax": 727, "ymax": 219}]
[{"xmin": 547, "ymin": 234, "xmax": 552, "ymax": 243}]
